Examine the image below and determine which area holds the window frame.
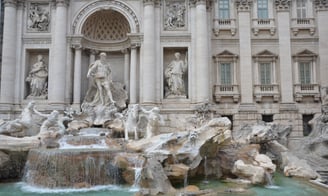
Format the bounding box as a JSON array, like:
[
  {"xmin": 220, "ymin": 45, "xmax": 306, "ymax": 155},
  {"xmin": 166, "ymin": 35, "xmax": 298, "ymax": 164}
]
[
  {"xmin": 257, "ymin": 0, "xmax": 269, "ymax": 19},
  {"xmin": 218, "ymin": 0, "xmax": 230, "ymax": 19}
]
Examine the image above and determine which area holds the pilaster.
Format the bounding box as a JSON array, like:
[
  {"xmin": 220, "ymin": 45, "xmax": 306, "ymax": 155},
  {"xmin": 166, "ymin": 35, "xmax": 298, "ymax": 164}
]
[
  {"xmin": 0, "ymin": 0, "xmax": 17, "ymax": 105},
  {"xmin": 315, "ymin": 0, "xmax": 328, "ymax": 87},
  {"xmin": 72, "ymin": 45, "xmax": 82, "ymax": 109},
  {"xmin": 236, "ymin": 0, "xmax": 253, "ymax": 104},
  {"xmin": 275, "ymin": 0, "xmax": 294, "ymax": 103}
]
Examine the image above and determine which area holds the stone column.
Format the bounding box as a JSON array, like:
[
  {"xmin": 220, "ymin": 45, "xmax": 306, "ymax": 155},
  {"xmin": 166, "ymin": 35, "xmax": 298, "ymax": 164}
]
[
  {"xmin": 254, "ymin": 58, "xmax": 259, "ymax": 84},
  {"xmin": 48, "ymin": 0, "xmax": 68, "ymax": 106},
  {"xmin": 315, "ymin": 1, "xmax": 328, "ymax": 87},
  {"xmin": 236, "ymin": 0, "xmax": 253, "ymax": 104},
  {"xmin": 89, "ymin": 50, "xmax": 96, "ymax": 65},
  {"xmin": 122, "ymin": 49, "xmax": 130, "ymax": 95},
  {"xmin": 130, "ymin": 46, "xmax": 138, "ymax": 103},
  {"xmin": 72, "ymin": 45, "xmax": 82, "ymax": 108},
  {"xmin": 275, "ymin": 0, "xmax": 294, "ymax": 103},
  {"xmin": 0, "ymin": 0, "xmax": 17, "ymax": 105},
  {"xmin": 272, "ymin": 58, "xmax": 277, "ymax": 84},
  {"xmin": 141, "ymin": 0, "xmax": 156, "ymax": 104},
  {"xmin": 195, "ymin": 0, "xmax": 209, "ymax": 102},
  {"xmin": 294, "ymin": 59, "xmax": 299, "ymax": 84},
  {"xmin": 190, "ymin": 2, "xmax": 197, "ymax": 102},
  {"xmin": 15, "ymin": 1, "xmax": 24, "ymax": 102}
]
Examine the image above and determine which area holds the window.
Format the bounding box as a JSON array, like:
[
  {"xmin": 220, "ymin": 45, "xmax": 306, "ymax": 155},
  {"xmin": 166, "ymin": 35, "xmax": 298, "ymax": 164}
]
[
  {"xmin": 260, "ymin": 63, "xmax": 271, "ymax": 85},
  {"xmin": 219, "ymin": 0, "xmax": 230, "ymax": 19},
  {"xmin": 262, "ymin": 114, "xmax": 273, "ymax": 123},
  {"xmin": 299, "ymin": 62, "xmax": 311, "ymax": 84},
  {"xmin": 303, "ymin": 114, "xmax": 313, "ymax": 136},
  {"xmin": 297, "ymin": 0, "xmax": 306, "ymax": 18},
  {"xmin": 220, "ymin": 63, "xmax": 232, "ymax": 85},
  {"xmin": 258, "ymin": 0, "xmax": 268, "ymax": 19}
]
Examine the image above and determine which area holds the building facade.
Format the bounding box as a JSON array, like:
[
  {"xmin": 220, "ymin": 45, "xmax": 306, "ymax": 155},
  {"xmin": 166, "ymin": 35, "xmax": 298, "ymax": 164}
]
[{"xmin": 0, "ymin": 0, "xmax": 327, "ymax": 148}]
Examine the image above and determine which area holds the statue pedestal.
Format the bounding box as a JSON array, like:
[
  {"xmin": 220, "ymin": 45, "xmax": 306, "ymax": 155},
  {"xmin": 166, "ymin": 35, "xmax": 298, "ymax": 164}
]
[{"xmin": 165, "ymin": 95, "xmax": 187, "ymax": 99}]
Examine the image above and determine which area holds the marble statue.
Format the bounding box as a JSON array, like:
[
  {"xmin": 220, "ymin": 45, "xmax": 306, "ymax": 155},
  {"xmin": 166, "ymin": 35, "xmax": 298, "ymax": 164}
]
[
  {"xmin": 27, "ymin": 3, "xmax": 50, "ymax": 32},
  {"xmin": 26, "ymin": 55, "xmax": 48, "ymax": 98},
  {"xmin": 86, "ymin": 52, "xmax": 115, "ymax": 106},
  {"xmin": 125, "ymin": 104, "xmax": 141, "ymax": 140},
  {"xmin": 141, "ymin": 107, "xmax": 164, "ymax": 139},
  {"xmin": 164, "ymin": 52, "xmax": 188, "ymax": 97},
  {"xmin": 164, "ymin": 2, "xmax": 186, "ymax": 30},
  {"xmin": 0, "ymin": 101, "xmax": 41, "ymax": 136}
]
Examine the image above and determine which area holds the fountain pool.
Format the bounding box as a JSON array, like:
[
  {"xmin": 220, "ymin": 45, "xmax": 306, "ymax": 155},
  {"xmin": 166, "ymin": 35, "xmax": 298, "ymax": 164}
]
[{"xmin": 0, "ymin": 173, "xmax": 327, "ymax": 196}]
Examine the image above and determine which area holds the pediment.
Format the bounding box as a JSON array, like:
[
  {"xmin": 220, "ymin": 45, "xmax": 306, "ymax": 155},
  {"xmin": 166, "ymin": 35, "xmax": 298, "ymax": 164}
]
[
  {"xmin": 253, "ymin": 50, "xmax": 277, "ymax": 57},
  {"xmin": 214, "ymin": 50, "xmax": 238, "ymax": 58},
  {"xmin": 295, "ymin": 49, "xmax": 317, "ymax": 57}
]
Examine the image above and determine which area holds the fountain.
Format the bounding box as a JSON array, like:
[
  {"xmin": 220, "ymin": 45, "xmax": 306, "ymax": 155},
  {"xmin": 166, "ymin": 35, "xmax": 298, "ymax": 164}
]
[{"xmin": 0, "ymin": 55, "xmax": 327, "ymax": 195}]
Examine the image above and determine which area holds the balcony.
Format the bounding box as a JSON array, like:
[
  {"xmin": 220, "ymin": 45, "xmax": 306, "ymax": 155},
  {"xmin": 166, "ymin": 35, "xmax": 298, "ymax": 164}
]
[
  {"xmin": 294, "ymin": 84, "xmax": 320, "ymax": 102},
  {"xmin": 213, "ymin": 84, "xmax": 240, "ymax": 103},
  {"xmin": 252, "ymin": 18, "xmax": 276, "ymax": 36},
  {"xmin": 213, "ymin": 19, "xmax": 236, "ymax": 36},
  {"xmin": 291, "ymin": 18, "xmax": 315, "ymax": 36},
  {"xmin": 254, "ymin": 84, "xmax": 280, "ymax": 102}
]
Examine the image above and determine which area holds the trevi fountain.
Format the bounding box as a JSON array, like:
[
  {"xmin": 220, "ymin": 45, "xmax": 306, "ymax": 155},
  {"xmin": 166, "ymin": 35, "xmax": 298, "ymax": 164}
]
[{"xmin": 0, "ymin": 51, "xmax": 327, "ymax": 195}]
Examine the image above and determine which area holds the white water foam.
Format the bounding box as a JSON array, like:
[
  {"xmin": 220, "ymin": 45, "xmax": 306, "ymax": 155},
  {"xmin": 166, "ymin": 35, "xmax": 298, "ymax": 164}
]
[
  {"xmin": 17, "ymin": 182, "xmax": 136, "ymax": 194},
  {"xmin": 58, "ymin": 137, "xmax": 108, "ymax": 149}
]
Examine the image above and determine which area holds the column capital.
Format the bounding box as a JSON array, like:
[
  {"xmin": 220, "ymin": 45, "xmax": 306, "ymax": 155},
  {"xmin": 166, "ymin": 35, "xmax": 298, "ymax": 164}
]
[
  {"xmin": 275, "ymin": 0, "xmax": 291, "ymax": 12},
  {"xmin": 143, "ymin": 0, "xmax": 156, "ymax": 6},
  {"xmin": 55, "ymin": 0, "xmax": 69, "ymax": 7},
  {"xmin": 235, "ymin": 0, "xmax": 253, "ymax": 12},
  {"xmin": 131, "ymin": 43, "xmax": 141, "ymax": 49},
  {"xmin": 315, "ymin": 0, "xmax": 328, "ymax": 11},
  {"xmin": 72, "ymin": 44, "xmax": 82, "ymax": 50},
  {"xmin": 3, "ymin": 0, "xmax": 17, "ymax": 7}
]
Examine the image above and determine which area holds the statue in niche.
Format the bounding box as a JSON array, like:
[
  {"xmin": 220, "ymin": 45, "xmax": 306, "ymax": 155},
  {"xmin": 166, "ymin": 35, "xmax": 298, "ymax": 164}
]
[
  {"xmin": 86, "ymin": 52, "xmax": 115, "ymax": 106},
  {"xmin": 26, "ymin": 54, "xmax": 48, "ymax": 98},
  {"xmin": 164, "ymin": 2, "xmax": 186, "ymax": 30},
  {"xmin": 27, "ymin": 3, "xmax": 50, "ymax": 32},
  {"xmin": 164, "ymin": 52, "xmax": 188, "ymax": 98}
]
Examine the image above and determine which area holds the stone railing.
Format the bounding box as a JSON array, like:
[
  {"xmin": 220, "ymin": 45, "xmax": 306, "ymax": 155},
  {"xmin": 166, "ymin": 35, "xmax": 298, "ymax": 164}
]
[
  {"xmin": 213, "ymin": 18, "xmax": 237, "ymax": 36},
  {"xmin": 213, "ymin": 84, "xmax": 240, "ymax": 103},
  {"xmin": 291, "ymin": 18, "xmax": 315, "ymax": 35},
  {"xmin": 254, "ymin": 84, "xmax": 280, "ymax": 102},
  {"xmin": 294, "ymin": 83, "xmax": 320, "ymax": 102},
  {"xmin": 252, "ymin": 18, "xmax": 275, "ymax": 35}
]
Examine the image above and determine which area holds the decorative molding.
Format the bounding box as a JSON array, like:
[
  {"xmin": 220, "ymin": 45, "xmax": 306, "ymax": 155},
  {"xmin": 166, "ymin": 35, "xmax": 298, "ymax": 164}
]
[
  {"xmin": 23, "ymin": 36, "xmax": 52, "ymax": 45},
  {"xmin": 314, "ymin": 0, "xmax": 328, "ymax": 11},
  {"xmin": 275, "ymin": 0, "xmax": 291, "ymax": 11},
  {"xmin": 143, "ymin": 0, "xmax": 156, "ymax": 6},
  {"xmin": 235, "ymin": 0, "xmax": 253, "ymax": 12},
  {"xmin": 72, "ymin": 0, "xmax": 140, "ymax": 34}
]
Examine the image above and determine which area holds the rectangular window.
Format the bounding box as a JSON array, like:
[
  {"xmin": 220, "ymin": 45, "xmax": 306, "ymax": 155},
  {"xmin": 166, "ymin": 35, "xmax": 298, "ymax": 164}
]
[
  {"xmin": 297, "ymin": 0, "xmax": 307, "ymax": 18},
  {"xmin": 260, "ymin": 63, "xmax": 271, "ymax": 85},
  {"xmin": 258, "ymin": 0, "xmax": 268, "ymax": 19},
  {"xmin": 219, "ymin": 0, "xmax": 230, "ymax": 19},
  {"xmin": 220, "ymin": 63, "xmax": 232, "ymax": 85},
  {"xmin": 299, "ymin": 62, "xmax": 311, "ymax": 84}
]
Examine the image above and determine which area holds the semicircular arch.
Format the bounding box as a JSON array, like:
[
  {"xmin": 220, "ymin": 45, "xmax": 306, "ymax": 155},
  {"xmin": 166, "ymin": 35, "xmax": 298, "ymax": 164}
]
[{"xmin": 72, "ymin": 0, "xmax": 140, "ymax": 35}]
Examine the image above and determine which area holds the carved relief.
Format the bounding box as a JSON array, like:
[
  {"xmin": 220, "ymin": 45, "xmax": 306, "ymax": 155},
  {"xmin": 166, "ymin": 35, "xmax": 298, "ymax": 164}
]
[
  {"xmin": 314, "ymin": 0, "xmax": 328, "ymax": 11},
  {"xmin": 27, "ymin": 3, "xmax": 50, "ymax": 32},
  {"xmin": 235, "ymin": 0, "xmax": 253, "ymax": 11},
  {"xmin": 275, "ymin": 0, "xmax": 291, "ymax": 11},
  {"xmin": 164, "ymin": 0, "xmax": 187, "ymax": 30},
  {"xmin": 164, "ymin": 48, "xmax": 188, "ymax": 98},
  {"xmin": 26, "ymin": 54, "xmax": 48, "ymax": 99}
]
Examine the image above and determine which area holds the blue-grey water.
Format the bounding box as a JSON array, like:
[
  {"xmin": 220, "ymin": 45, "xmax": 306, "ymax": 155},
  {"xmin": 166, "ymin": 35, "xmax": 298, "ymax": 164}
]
[{"xmin": 0, "ymin": 173, "xmax": 327, "ymax": 196}]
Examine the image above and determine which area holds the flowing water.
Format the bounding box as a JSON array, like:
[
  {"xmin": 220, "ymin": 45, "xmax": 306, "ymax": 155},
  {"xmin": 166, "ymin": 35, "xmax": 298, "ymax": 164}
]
[{"xmin": 0, "ymin": 173, "xmax": 327, "ymax": 196}]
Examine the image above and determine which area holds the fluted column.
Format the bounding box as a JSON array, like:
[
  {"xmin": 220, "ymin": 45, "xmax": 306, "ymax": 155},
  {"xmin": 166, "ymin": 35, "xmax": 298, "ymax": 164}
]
[
  {"xmin": 190, "ymin": 2, "xmax": 197, "ymax": 102},
  {"xmin": 141, "ymin": 0, "xmax": 156, "ymax": 104},
  {"xmin": 195, "ymin": 0, "xmax": 209, "ymax": 102},
  {"xmin": 122, "ymin": 49, "xmax": 130, "ymax": 95},
  {"xmin": 315, "ymin": 1, "xmax": 328, "ymax": 87},
  {"xmin": 0, "ymin": 0, "xmax": 17, "ymax": 105},
  {"xmin": 130, "ymin": 46, "xmax": 138, "ymax": 103},
  {"xmin": 48, "ymin": 0, "xmax": 68, "ymax": 105},
  {"xmin": 72, "ymin": 45, "xmax": 82, "ymax": 108},
  {"xmin": 236, "ymin": 0, "xmax": 253, "ymax": 104},
  {"xmin": 275, "ymin": 0, "xmax": 293, "ymax": 103}
]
